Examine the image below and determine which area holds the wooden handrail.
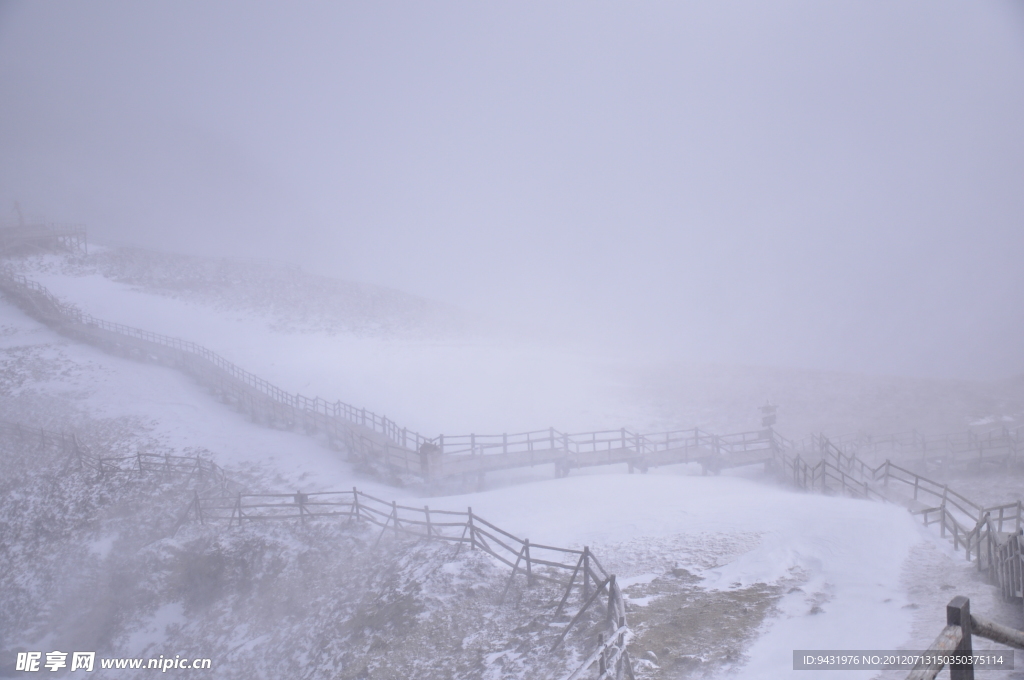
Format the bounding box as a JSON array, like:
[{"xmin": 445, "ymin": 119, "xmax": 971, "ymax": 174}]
[
  {"xmin": 0, "ymin": 267, "xmax": 783, "ymax": 481},
  {"xmin": 908, "ymin": 598, "xmax": 1024, "ymax": 680},
  {"xmin": 971, "ymin": 613, "xmax": 1024, "ymax": 649}
]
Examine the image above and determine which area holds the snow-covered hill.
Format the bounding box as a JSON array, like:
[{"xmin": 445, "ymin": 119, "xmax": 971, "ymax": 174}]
[
  {"xmin": 10, "ymin": 247, "xmax": 1024, "ymax": 440},
  {"xmin": 3, "ymin": 247, "xmax": 1022, "ymax": 679}
]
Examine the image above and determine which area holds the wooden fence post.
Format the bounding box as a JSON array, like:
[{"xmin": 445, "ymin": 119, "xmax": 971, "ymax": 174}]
[
  {"xmin": 555, "ymin": 552, "xmax": 586, "ymax": 617},
  {"xmin": 947, "ymin": 596, "xmax": 974, "ymax": 680},
  {"xmin": 424, "ymin": 505, "xmax": 432, "ymax": 538},
  {"xmin": 525, "ymin": 539, "xmax": 533, "ymax": 586},
  {"xmin": 468, "ymin": 507, "xmax": 477, "ymax": 550},
  {"xmin": 194, "ymin": 490, "xmax": 204, "ymax": 525},
  {"xmin": 606, "ymin": 574, "xmax": 617, "ymax": 625},
  {"xmin": 583, "ymin": 546, "xmax": 591, "ymax": 599},
  {"xmin": 499, "ymin": 545, "xmax": 528, "ymax": 604}
]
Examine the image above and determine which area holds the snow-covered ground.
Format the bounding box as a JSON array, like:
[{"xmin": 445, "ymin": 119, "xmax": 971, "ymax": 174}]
[
  {"xmin": 3, "ymin": 248, "xmax": 1022, "ymax": 679},
  {"xmin": 16, "ymin": 249, "xmax": 1024, "ymax": 439}
]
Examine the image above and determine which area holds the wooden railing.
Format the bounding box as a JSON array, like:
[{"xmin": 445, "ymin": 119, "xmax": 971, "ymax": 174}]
[
  {"xmin": 0, "ymin": 266, "xmax": 780, "ymax": 482},
  {"xmin": 0, "ymin": 416, "xmax": 635, "ymax": 678},
  {"xmin": 0, "ymin": 419, "xmax": 228, "ymax": 486},
  {"xmin": 798, "ymin": 426, "xmax": 1022, "ymax": 472},
  {"xmin": 182, "ymin": 486, "xmax": 634, "ymax": 678},
  {"xmin": 771, "ymin": 439, "xmax": 887, "ymax": 501},
  {"xmin": 870, "ymin": 461, "xmax": 1024, "ymax": 578},
  {"xmin": 781, "ymin": 438, "xmax": 1024, "ymax": 611},
  {"xmin": 907, "ymin": 596, "xmax": 1024, "ymax": 680},
  {"xmin": 7, "ymin": 245, "xmax": 1023, "ymax": 679}
]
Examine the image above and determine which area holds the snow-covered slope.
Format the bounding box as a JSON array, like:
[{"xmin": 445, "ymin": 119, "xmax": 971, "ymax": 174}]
[
  {"xmin": 12, "ymin": 248, "xmax": 1022, "ymax": 440},
  {"xmin": 3, "ymin": 248, "xmax": 1022, "ymax": 679}
]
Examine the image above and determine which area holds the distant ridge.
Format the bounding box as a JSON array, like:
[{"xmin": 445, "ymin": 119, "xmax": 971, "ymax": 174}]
[{"xmin": 71, "ymin": 245, "xmax": 479, "ymax": 339}]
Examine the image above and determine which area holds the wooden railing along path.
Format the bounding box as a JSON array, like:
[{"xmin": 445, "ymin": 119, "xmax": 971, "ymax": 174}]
[
  {"xmin": 0, "ymin": 266, "xmax": 781, "ymax": 483},
  {"xmin": 183, "ymin": 486, "xmax": 636, "ymax": 679},
  {"xmin": 780, "ymin": 436, "xmax": 1024, "ymax": 617},
  {"xmin": 3, "ymin": 238, "xmax": 1022, "ymax": 678},
  {"xmin": 0, "ymin": 419, "xmax": 227, "ymax": 485},
  {"xmin": 4, "ymin": 260, "xmax": 1022, "ymax": 599},
  {"xmin": 798, "ymin": 427, "xmax": 1022, "ymax": 473},
  {"xmin": 0, "ymin": 417, "xmax": 636, "ymax": 679},
  {"xmin": 906, "ymin": 596, "xmax": 1024, "ymax": 680}
]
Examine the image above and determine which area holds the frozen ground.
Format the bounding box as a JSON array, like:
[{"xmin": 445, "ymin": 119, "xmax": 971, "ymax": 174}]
[{"xmin": 2, "ymin": 248, "xmax": 1022, "ymax": 678}]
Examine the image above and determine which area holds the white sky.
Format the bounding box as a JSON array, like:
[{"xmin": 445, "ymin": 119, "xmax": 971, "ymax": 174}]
[{"xmin": 1, "ymin": 1, "xmax": 1022, "ymax": 379}]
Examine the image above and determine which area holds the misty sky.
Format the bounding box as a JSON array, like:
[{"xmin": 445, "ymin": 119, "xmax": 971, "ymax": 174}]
[{"xmin": 1, "ymin": 2, "xmax": 1022, "ymax": 380}]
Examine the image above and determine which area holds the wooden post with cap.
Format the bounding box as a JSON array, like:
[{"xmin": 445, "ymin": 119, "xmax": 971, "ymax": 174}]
[{"xmin": 947, "ymin": 596, "xmax": 973, "ymax": 680}]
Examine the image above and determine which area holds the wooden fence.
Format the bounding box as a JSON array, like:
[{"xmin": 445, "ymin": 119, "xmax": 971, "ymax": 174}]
[
  {"xmin": 862, "ymin": 459, "xmax": 1022, "ymax": 589},
  {"xmin": 6, "ymin": 244, "xmax": 1024, "ymax": 678},
  {"xmin": 0, "ymin": 415, "xmax": 635, "ymax": 679},
  {"xmin": 777, "ymin": 436, "xmax": 1024, "ymax": 617},
  {"xmin": 797, "ymin": 427, "xmax": 1022, "ymax": 473},
  {"xmin": 907, "ymin": 596, "xmax": 1024, "ymax": 680},
  {"xmin": 0, "ymin": 419, "xmax": 228, "ymax": 488},
  {"xmin": 180, "ymin": 485, "xmax": 635, "ymax": 678},
  {"xmin": 772, "ymin": 445, "xmax": 887, "ymax": 501},
  {"xmin": 0, "ymin": 266, "xmax": 783, "ymax": 483}
]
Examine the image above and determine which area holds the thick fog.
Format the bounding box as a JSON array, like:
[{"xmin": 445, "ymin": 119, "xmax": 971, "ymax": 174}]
[{"xmin": 1, "ymin": 1, "xmax": 1023, "ymax": 379}]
